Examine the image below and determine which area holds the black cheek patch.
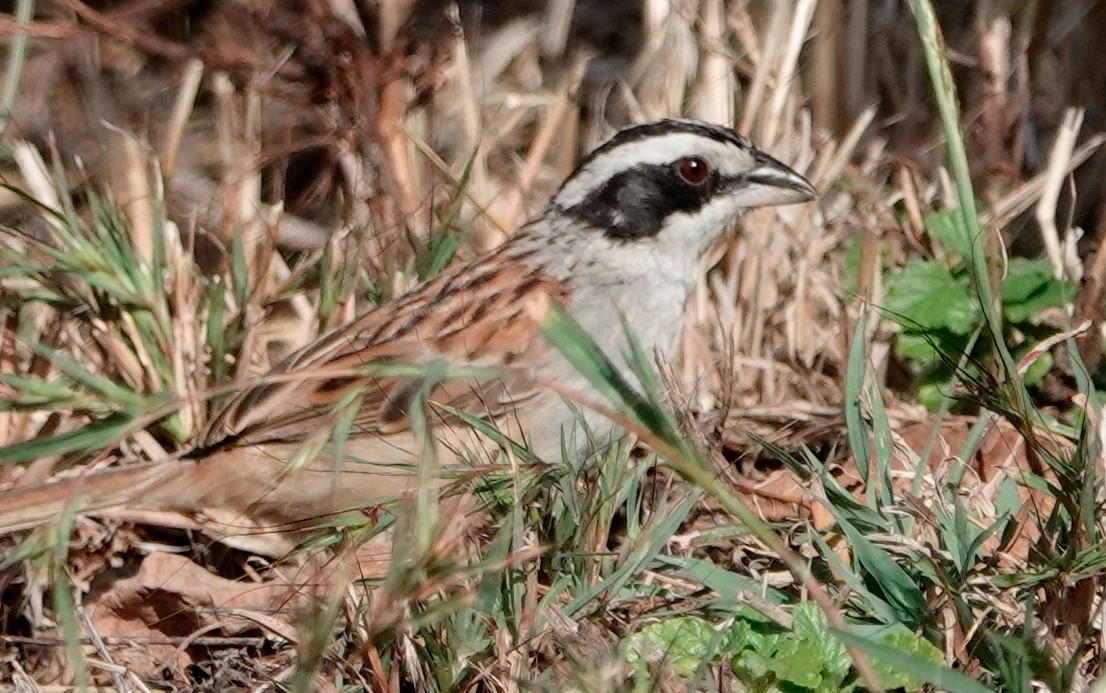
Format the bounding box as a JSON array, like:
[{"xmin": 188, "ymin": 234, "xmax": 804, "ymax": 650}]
[{"xmin": 565, "ymin": 165, "xmax": 719, "ymax": 240}]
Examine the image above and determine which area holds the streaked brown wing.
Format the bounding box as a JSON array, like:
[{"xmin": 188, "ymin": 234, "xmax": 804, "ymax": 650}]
[{"xmin": 198, "ymin": 245, "xmax": 563, "ymax": 451}]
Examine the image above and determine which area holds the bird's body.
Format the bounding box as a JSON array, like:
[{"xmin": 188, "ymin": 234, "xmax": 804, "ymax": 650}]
[{"xmin": 0, "ymin": 119, "xmax": 815, "ymax": 552}]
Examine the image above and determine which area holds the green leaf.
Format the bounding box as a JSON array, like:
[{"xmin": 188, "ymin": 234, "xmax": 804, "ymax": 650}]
[
  {"xmin": 29, "ymin": 343, "xmax": 148, "ymax": 409},
  {"xmin": 894, "ymin": 331, "xmax": 944, "ymax": 364},
  {"xmin": 1000, "ymin": 258, "xmax": 1052, "ymax": 303},
  {"xmin": 792, "ymin": 602, "xmax": 851, "ymax": 684},
  {"xmin": 1020, "ymin": 350, "xmax": 1053, "ymax": 386},
  {"xmin": 734, "ymin": 647, "xmax": 774, "ymax": 681},
  {"xmin": 564, "ymin": 495, "xmax": 696, "ymax": 616},
  {"xmin": 538, "ymin": 304, "xmax": 663, "ymax": 435},
  {"xmin": 1001, "ymin": 258, "xmax": 1072, "ymax": 323},
  {"xmin": 772, "ymin": 635, "xmax": 825, "ymax": 688},
  {"xmin": 925, "ymin": 208, "xmax": 974, "ymax": 258},
  {"xmin": 917, "ymin": 379, "xmax": 951, "ymax": 411},
  {"xmin": 726, "ymin": 613, "xmax": 776, "ymax": 653},
  {"xmin": 841, "ymin": 238, "xmax": 863, "ymax": 293},
  {"xmin": 884, "ymin": 260, "xmax": 979, "ymax": 334},
  {"xmin": 621, "ymin": 616, "xmax": 719, "ymax": 678},
  {"xmin": 995, "ymin": 475, "xmax": 1021, "ymax": 519},
  {"xmin": 729, "ymin": 619, "xmax": 783, "ymax": 685},
  {"xmin": 727, "ymin": 606, "xmax": 849, "ymax": 693},
  {"xmin": 837, "ymin": 627, "xmax": 968, "ymax": 693},
  {"xmin": 810, "ymin": 525, "xmax": 901, "ymax": 626}
]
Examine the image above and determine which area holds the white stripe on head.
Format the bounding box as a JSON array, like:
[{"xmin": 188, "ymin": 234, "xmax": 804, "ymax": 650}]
[{"xmin": 552, "ymin": 124, "xmax": 758, "ymax": 208}]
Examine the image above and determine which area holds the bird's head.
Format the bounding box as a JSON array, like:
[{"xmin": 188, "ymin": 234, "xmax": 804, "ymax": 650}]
[{"xmin": 546, "ymin": 119, "xmax": 816, "ymax": 266}]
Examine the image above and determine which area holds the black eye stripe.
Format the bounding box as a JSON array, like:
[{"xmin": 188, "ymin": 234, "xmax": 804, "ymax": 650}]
[{"xmin": 561, "ymin": 163, "xmax": 729, "ymax": 240}]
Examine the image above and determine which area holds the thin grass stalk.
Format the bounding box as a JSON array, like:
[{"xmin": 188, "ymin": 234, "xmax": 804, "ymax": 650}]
[
  {"xmin": 1034, "ymin": 109, "xmax": 1084, "ymax": 281},
  {"xmin": 48, "ymin": 508, "xmax": 91, "ymax": 688},
  {"xmin": 161, "ymin": 59, "xmax": 205, "ymax": 176},
  {"xmin": 985, "ymin": 134, "xmax": 1106, "ymax": 230},
  {"xmin": 936, "ymin": 323, "xmax": 987, "ymax": 490},
  {"xmin": 762, "ymin": 0, "xmax": 816, "ymax": 147},
  {"xmin": 0, "ymin": 0, "xmax": 33, "ymax": 139},
  {"xmin": 738, "ymin": 2, "xmax": 785, "ymax": 135},
  {"xmin": 909, "ymin": 1, "xmax": 988, "ymax": 303},
  {"xmin": 909, "ymin": 0, "xmax": 1018, "ymax": 377}
]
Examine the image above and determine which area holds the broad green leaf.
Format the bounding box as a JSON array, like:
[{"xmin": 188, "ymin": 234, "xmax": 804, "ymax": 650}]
[
  {"xmin": 792, "ymin": 601, "xmax": 851, "ymax": 683},
  {"xmin": 771, "ymin": 635, "xmax": 825, "ymax": 688},
  {"xmin": 1000, "ymin": 258, "xmax": 1053, "ymax": 304},
  {"xmin": 1001, "ymin": 258, "xmax": 1072, "ymax": 323},
  {"xmin": 621, "ymin": 616, "xmax": 719, "ymax": 678},
  {"xmin": 924, "ymin": 208, "xmax": 974, "ymax": 258},
  {"xmin": 836, "ymin": 628, "xmax": 972, "ymax": 693},
  {"xmin": 734, "ymin": 647, "xmax": 774, "ymax": 681},
  {"xmin": 884, "ymin": 260, "xmax": 979, "ymax": 334},
  {"xmin": 894, "ymin": 331, "xmax": 944, "ymax": 364},
  {"xmin": 917, "ymin": 379, "xmax": 950, "ymax": 411},
  {"xmin": 1020, "ymin": 350, "xmax": 1053, "ymax": 386}
]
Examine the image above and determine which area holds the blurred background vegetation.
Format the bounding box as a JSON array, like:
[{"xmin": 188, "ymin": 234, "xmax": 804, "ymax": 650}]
[{"xmin": 3, "ymin": 1, "xmax": 1106, "ymax": 691}]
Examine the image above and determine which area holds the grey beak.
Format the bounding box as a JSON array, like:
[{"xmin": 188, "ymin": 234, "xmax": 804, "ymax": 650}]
[{"xmin": 738, "ymin": 150, "xmax": 817, "ymax": 208}]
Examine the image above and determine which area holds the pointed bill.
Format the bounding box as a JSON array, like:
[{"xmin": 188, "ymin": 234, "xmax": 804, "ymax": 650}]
[{"xmin": 734, "ymin": 150, "xmax": 817, "ymax": 208}]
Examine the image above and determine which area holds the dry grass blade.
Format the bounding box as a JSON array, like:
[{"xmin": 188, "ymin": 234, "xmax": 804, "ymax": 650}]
[
  {"xmin": 1035, "ymin": 108, "xmax": 1085, "ymax": 280},
  {"xmin": 4, "ymin": 1, "xmax": 1106, "ymax": 691}
]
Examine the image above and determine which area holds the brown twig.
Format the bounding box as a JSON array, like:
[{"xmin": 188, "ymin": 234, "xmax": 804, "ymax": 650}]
[
  {"xmin": 56, "ymin": 0, "xmax": 191, "ymax": 60},
  {"xmin": 0, "ymin": 18, "xmax": 81, "ymax": 39}
]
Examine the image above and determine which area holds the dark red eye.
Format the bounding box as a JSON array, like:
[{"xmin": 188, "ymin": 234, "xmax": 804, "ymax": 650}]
[{"xmin": 676, "ymin": 157, "xmax": 711, "ymax": 185}]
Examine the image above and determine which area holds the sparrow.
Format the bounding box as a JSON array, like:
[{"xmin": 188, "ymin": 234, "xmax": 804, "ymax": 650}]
[{"xmin": 0, "ymin": 119, "xmax": 815, "ymax": 553}]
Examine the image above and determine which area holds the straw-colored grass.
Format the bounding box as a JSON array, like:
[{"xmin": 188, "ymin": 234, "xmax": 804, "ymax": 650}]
[{"xmin": 2, "ymin": 1, "xmax": 1105, "ymax": 691}]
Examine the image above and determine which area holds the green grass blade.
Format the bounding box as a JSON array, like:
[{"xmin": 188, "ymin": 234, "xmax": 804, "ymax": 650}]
[
  {"xmin": 835, "ymin": 629, "xmax": 995, "ymax": 693},
  {"xmin": 0, "ymin": 0, "xmax": 33, "ymax": 138},
  {"xmin": 654, "ymin": 554, "xmax": 787, "ymax": 605},
  {"xmin": 564, "ymin": 495, "xmax": 697, "ymax": 617},
  {"xmin": 909, "ymin": 0, "xmax": 1025, "ymax": 393},
  {"xmin": 0, "ymin": 413, "xmax": 138, "ymax": 463},
  {"xmin": 837, "ymin": 519, "xmax": 925, "ymax": 627},
  {"xmin": 844, "ymin": 311, "xmax": 872, "ymax": 487}
]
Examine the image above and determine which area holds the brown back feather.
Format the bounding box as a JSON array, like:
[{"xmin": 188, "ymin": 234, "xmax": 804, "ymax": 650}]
[{"xmin": 198, "ymin": 245, "xmax": 564, "ymax": 451}]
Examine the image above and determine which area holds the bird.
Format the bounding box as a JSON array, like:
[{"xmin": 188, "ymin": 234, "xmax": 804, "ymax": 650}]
[{"xmin": 0, "ymin": 118, "xmax": 815, "ymax": 554}]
